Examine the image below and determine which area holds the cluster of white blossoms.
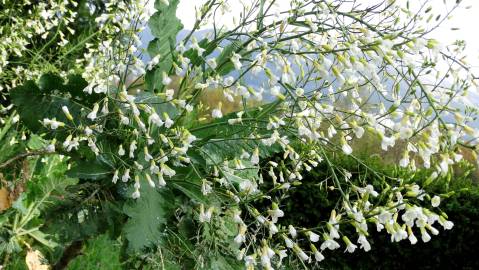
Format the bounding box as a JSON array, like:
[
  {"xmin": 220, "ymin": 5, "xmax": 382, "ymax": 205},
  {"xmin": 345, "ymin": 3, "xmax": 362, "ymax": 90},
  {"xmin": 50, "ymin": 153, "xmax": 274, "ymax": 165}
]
[
  {"xmin": 7, "ymin": 0, "xmax": 479, "ymax": 268},
  {"xmin": 80, "ymin": 0, "xmax": 156, "ymax": 95},
  {"xmin": 0, "ymin": 0, "xmax": 78, "ymax": 91}
]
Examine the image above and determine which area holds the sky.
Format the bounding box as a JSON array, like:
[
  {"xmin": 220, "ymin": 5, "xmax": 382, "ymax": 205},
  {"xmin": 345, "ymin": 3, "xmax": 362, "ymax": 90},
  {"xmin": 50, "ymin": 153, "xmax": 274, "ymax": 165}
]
[{"xmin": 171, "ymin": 0, "xmax": 479, "ymax": 73}]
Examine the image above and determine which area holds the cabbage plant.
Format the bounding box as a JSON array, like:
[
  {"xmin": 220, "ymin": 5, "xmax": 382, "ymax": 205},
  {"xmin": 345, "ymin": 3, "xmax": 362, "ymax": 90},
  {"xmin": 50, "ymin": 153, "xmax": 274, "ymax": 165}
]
[{"xmin": 0, "ymin": 0, "xmax": 478, "ymax": 269}]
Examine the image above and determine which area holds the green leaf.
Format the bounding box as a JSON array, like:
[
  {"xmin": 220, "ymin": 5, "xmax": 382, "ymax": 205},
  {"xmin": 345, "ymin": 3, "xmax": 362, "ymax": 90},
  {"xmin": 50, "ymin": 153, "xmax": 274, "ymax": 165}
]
[
  {"xmin": 10, "ymin": 75, "xmax": 102, "ymax": 138},
  {"xmin": 27, "ymin": 155, "xmax": 78, "ymax": 207},
  {"xmin": 0, "ymin": 123, "xmax": 24, "ymax": 164},
  {"xmin": 10, "ymin": 80, "xmax": 82, "ymax": 136},
  {"xmin": 37, "ymin": 73, "xmax": 100, "ymax": 103},
  {"xmin": 67, "ymin": 159, "xmax": 113, "ymax": 180},
  {"xmin": 66, "ymin": 234, "xmax": 122, "ymax": 270},
  {"xmin": 208, "ymin": 256, "xmax": 243, "ymax": 270},
  {"xmin": 193, "ymin": 104, "xmax": 282, "ymax": 165},
  {"xmin": 27, "ymin": 134, "xmax": 46, "ymax": 150},
  {"xmin": 222, "ymin": 170, "xmax": 250, "ymax": 186},
  {"xmin": 216, "ymin": 40, "xmax": 243, "ymax": 76},
  {"xmin": 146, "ymin": 0, "xmax": 183, "ymax": 91},
  {"xmin": 123, "ymin": 185, "xmax": 176, "ymax": 251},
  {"xmin": 169, "ymin": 167, "xmax": 208, "ymax": 204},
  {"xmin": 38, "ymin": 73, "xmax": 65, "ymax": 93},
  {"xmin": 28, "ymin": 229, "xmax": 59, "ymax": 249},
  {"xmin": 11, "ymin": 194, "xmax": 28, "ymax": 215},
  {"xmin": 134, "ymin": 92, "xmax": 178, "ymax": 118}
]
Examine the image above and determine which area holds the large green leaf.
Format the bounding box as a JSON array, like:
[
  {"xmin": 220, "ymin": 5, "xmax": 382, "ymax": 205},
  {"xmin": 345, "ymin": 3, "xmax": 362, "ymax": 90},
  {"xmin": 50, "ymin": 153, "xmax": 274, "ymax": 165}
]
[
  {"xmin": 169, "ymin": 167, "xmax": 209, "ymax": 204},
  {"xmin": 192, "ymin": 102, "xmax": 283, "ymax": 165},
  {"xmin": 37, "ymin": 73, "xmax": 101, "ymax": 104},
  {"xmin": 146, "ymin": 0, "xmax": 183, "ymax": 91},
  {"xmin": 27, "ymin": 155, "xmax": 79, "ymax": 208},
  {"xmin": 123, "ymin": 185, "xmax": 176, "ymax": 251},
  {"xmin": 66, "ymin": 160, "xmax": 113, "ymax": 180},
  {"xmin": 10, "ymin": 81, "xmax": 81, "ymax": 137},
  {"xmin": 215, "ymin": 40, "xmax": 243, "ymax": 76},
  {"xmin": 10, "ymin": 74, "xmax": 102, "ymax": 137},
  {"xmin": 134, "ymin": 92, "xmax": 178, "ymax": 118}
]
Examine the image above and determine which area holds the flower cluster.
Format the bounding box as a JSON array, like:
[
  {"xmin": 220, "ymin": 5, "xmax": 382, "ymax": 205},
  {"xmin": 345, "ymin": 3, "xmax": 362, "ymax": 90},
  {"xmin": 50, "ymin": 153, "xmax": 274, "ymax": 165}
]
[{"xmin": 4, "ymin": 0, "xmax": 479, "ymax": 268}]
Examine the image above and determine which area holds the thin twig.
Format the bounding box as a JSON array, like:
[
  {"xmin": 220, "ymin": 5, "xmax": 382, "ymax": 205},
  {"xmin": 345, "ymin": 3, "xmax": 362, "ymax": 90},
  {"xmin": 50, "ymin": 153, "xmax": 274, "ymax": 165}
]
[{"xmin": 0, "ymin": 150, "xmax": 49, "ymax": 169}]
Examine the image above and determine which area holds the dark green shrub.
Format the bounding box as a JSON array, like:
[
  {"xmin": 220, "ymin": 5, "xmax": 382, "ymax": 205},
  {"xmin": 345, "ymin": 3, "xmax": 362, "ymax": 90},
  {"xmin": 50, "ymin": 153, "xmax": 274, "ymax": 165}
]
[{"xmin": 280, "ymin": 155, "xmax": 479, "ymax": 269}]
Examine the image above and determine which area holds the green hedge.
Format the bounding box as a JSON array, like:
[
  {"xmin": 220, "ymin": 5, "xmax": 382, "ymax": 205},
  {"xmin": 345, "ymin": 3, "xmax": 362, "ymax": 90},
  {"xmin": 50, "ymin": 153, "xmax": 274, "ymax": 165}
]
[{"xmin": 279, "ymin": 155, "xmax": 479, "ymax": 269}]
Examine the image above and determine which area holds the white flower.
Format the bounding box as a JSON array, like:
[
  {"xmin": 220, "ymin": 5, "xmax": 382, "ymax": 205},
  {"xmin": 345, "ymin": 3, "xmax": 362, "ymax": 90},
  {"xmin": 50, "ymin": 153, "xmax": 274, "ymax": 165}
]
[
  {"xmin": 211, "ymin": 108, "xmax": 223, "ymax": 119},
  {"xmin": 381, "ymin": 135, "xmax": 396, "ymax": 151},
  {"xmin": 191, "ymin": 37, "xmax": 205, "ymax": 55},
  {"xmin": 165, "ymin": 89, "xmax": 175, "ymax": 101},
  {"xmin": 46, "ymin": 143, "xmax": 55, "ymax": 153},
  {"xmin": 146, "ymin": 174, "xmax": 156, "ymax": 188},
  {"xmin": 328, "ymin": 223, "xmax": 340, "ymax": 239},
  {"xmin": 420, "ymin": 227, "xmax": 431, "ymax": 242},
  {"xmin": 211, "ymin": 105, "xmax": 223, "ymax": 118},
  {"xmin": 132, "ymin": 189, "xmax": 141, "ymax": 199},
  {"xmin": 269, "ymin": 207, "xmax": 284, "ymax": 223},
  {"xmin": 399, "ymin": 126, "xmax": 413, "ymax": 140},
  {"xmin": 234, "ymin": 233, "xmax": 246, "ymax": 244},
  {"xmin": 161, "ymin": 163, "xmax": 176, "ymax": 177},
  {"xmin": 149, "ymin": 112, "xmax": 164, "ymax": 127},
  {"xmin": 164, "ymin": 113, "xmax": 174, "ymax": 128},
  {"xmin": 206, "ymin": 58, "xmax": 217, "ymax": 69},
  {"xmin": 408, "ymin": 228, "xmax": 418, "ymax": 245},
  {"xmin": 426, "ymin": 224, "xmax": 439, "ymax": 236},
  {"xmin": 120, "ymin": 116, "xmax": 130, "ymax": 125},
  {"xmin": 63, "ymin": 135, "xmax": 79, "ymax": 152},
  {"xmin": 244, "ymin": 255, "xmax": 256, "ymax": 268},
  {"xmin": 129, "ymin": 140, "xmax": 137, "ymax": 158},
  {"xmin": 199, "ymin": 205, "xmax": 213, "ymax": 223},
  {"xmin": 289, "ymin": 225, "xmax": 297, "ymax": 238},
  {"xmin": 62, "ymin": 106, "xmax": 73, "ymax": 121},
  {"xmin": 157, "ymin": 173, "xmax": 166, "ymax": 187},
  {"xmin": 144, "ymin": 147, "xmax": 153, "ymax": 162},
  {"xmin": 358, "ymin": 235, "xmax": 371, "ymax": 252},
  {"xmin": 118, "ymin": 145, "xmax": 125, "ymax": 156},
  {"xmin": 431, "ymin": 195, "xmax": 441, "ymax": 207},
  {"xmin": 268, "ymin": 222, "xmax": 278, "ymax": 235},
  {"xmin": 314, "ymin": 250, "xmax": 325, "ymax": 262},
  {"xmin": 112, "ymin": 170, "xmax": 119, "ymax": 184},
  {"xmin": 341, "ymin": 141, "xmax": 353, "ymax": 155},
  {"xmin": 353, "ymin": 126, "xmax": 364, "ymax": 138},
  {"xmin": 84, "ymin": 127, "xmax": 93, "ymax": 136},
  {"xmin": 284, "ymin": 236, "xmax": 294, "ymax": 248},
  {"xmin": 343, "ymin": 236, "xmax": 357, "ymax": 253},
  {"xmin": 239, "ymin": 179, "xmax": 257, "ymax": 194},
  {"xmin": 277, "ymin": 249, "xmax": 288, "ymax": 265},
  {"xmin": 321, "ymin": 238, "xmax": 340, "ymax": 251},
  {"xmin": 162, "ymin": 72, "xmax": 172, "ymax": 85},
  {"xmin": 195, "ymin": 82, "xmax": 209, "ymax": 89},
  {"xmin": 87, "ymin": 103, "xmax": 99, "ymax": 120},
  {"xmin": 399, "ymin": 152, "xmax": 410, "ymax": 167},
  {"xmin": 295, "ymin": 87, "xmax": 304, "ymax": 96},
  {"xmin": 121, "ymin": 169, "xmax": 130, "ymax": 182},
  {"xmin": 147, "ymin": 54, "xmax": 161, "ymax": 70},
  {"xmin": 231, "ymin": 52, "xmax": 242, "ymax": 70},
  {"xmin": 251, "ymin": 147, "xmax": 260, "ymax": 165},
  {"xmin": 296, "ymin": 249, "xmax": 309, "ymax": 261},
  {"xmin": 365, "ymin": 184, "xmax": 379, "ymax": 197},
  {"xmin": 308, "ymin": 231, "xmax": 320, "ymax": 242},
  {"xmin": 201, "ymin": 179, "xmax": 213, "ymax": 195},
  {"xmin": 442, "ymin": 220, "xmax": 454, "ymax": 230},
  {"xmin": 43, "ymin": 118, "xmax": 64, "ymax": 129}
]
